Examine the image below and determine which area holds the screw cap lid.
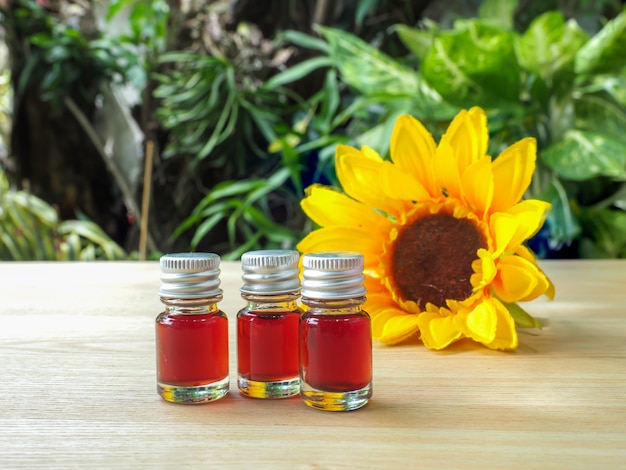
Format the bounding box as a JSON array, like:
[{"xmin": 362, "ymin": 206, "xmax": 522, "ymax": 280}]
[
  {"xmin": 159, "ymin": 252, "xmax": 222, "ymax": 298},
  {"xmin": 301, "ymin": 251, "xmax": 366, "ymax": 300},
  {"xmin": 240, "ymin": 250, "xmax": 301, "ymax": 295}
]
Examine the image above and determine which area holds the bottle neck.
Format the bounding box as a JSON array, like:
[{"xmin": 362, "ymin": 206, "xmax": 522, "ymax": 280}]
[
  {"xmin": 160, "ymin": 296, "xmax": 221, "ymax": 315},
  {"xmin": 301, "ymin": 296, "xmax": 365, "ymax": 315},
  {"xmin": 241, "ymin": 292, "xmax": 300, "ymax": 311}
]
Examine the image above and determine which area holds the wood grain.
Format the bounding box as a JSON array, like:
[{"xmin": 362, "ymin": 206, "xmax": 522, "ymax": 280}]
[{"xmin": 1, "ymin": 260, "xmax": 625, "ymax": 468}]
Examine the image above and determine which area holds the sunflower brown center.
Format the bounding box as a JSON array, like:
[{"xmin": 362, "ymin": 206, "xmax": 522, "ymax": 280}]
[{"xmin": 391, "ymin": 213, "xmax": 486, "ymax": 309}]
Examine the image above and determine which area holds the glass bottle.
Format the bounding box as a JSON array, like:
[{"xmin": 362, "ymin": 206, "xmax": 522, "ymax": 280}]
[
  {"xmin": 237, "ymin": 250, "xmax": 302, "ymax": 398},
  {"xmin": 155, "ymin": 252, "xmax": 229, "ymax": 404},
  {"xmin": 300, "ymin": 251, "xmax": 372, "ymax": 411}
]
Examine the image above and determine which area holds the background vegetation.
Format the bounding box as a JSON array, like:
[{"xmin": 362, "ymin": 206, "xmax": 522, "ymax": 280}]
[{"xmin": 1, "ymin": 0, "xmax": 626, "ymax": 260}]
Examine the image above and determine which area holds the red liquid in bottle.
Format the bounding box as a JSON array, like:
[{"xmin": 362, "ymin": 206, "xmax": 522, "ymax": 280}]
[
  {"xmin": 238, "ymin": 310, "xmax": 300, "ymax": 382},
  {"xmin": 156, "ymin": 311, "xmax": 229, "ymax": 386},
  {"xmin": 299, "ymin": 311, "xmax": 372, "ymax": 391}
]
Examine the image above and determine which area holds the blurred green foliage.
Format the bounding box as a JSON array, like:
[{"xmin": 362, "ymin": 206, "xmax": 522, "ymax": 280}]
[
  {"xmin": 0, "ymin": 167, "xmax": 126, "ymax": 260},
  {"xmin": 399, "ymin": 1, "xmax": 626, "ymax": 257},
  {"xmin": 255, "ymin": 0, "xmax": 626, "ymax": 259},
  {"xmin": 3, "ymin": 0, "xmax": 136, "ymax": 111},
  {"xmin": 3, "ymin": 0, "xmax": 626, "ymax": 259}
]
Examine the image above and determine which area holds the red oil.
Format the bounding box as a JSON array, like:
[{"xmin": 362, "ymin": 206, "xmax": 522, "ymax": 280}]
[
  {"xmin": 156, "ymin": 311, "xmax": 229, "ymax": 386},
  {"xmin": 238, "ymin": 310, "xmax": 300, "ymax": 382},
  {"xmin": 299, "ymin": 311, "xmax": 372, "ymax": 391}
]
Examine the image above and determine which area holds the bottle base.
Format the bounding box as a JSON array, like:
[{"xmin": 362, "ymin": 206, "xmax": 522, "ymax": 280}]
[
  {"xmin": 238, "ymin": 376, "xmax": 300, "ymax": 398},
  {"xmin": 158, "ymin": 376, "xmax": 229, "ymax": 404},
  {"xmin": 300, "ymin": 381, "xmax": 372, "ymax": 411}
]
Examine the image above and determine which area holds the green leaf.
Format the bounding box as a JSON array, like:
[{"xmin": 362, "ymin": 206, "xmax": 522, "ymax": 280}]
[
  {"xmin": 541, "ymin": 129, "xmax": 626, "ymax": 180},
  {"xmin": 422, "ymin": 20, "xmax": 521, "ymax": 108},
  {"xmin": 190, "ymin": 213, "xmax": 225, "ymax": 249},
  {"xmin": 45, "ymin": 45, "xmax": 71, "ymax": 62},
  {"xmin": 243, "ymin": 101, "xmax": 277, "ymax": 142},
  {"xmin": 11, "ymin": 192, "xmax": 58, "ymax": 225},
  {"xmin": 80, "ymin": 244, "xmax": 96, "ymax": 261},
  {"xmin": 57, "ymin": 220, "xmax": 126, "ymax": 259},
  {"xmin": 574, "ymin": 92, "xmax": 626, "ymax": 140},
  {"xmin": 263, "ymin": 56, "xmax": 332, "ymax": 91},
  {"xmin": 582, "ymin": 208, "xmax": 626, "ymax": 258},
  {"xmin": 28, "ymin": 32, "xmax": 54, "ymax": 47},
  {"xmin": 318, "ymin": 70, "xmax": 340, "ymax": 132},
  {"xmin": 517, "ymin": 11, "xmax": 588, "ymax": 81},
  {"xmin": 355, "ymin": 0, "xmax": 379, "ymax": 27},
  {"xmin": 579, "ymin": 74, "xmax": 626, "ymax": 107},
  {"xmin": 189, "ymin": 180, "xmax": 265, "ymax": 219},
  {"xmin": 318, "ymin": 26, "xmax": 419, "ymax": 96},
  {"xmin": 578, "ymin": 237, "xmax": 609, "ymax": 258},
  {"xmin": 242, "ymin": 205, "xmax": 296, "ymax": 240},
  {"xmin": 106, "ymin": 0, "xmax": 138, "ymax": 21},
  {"xmin": 158, "ymin": 51, "xmax": 210, "ymax": 63},
  {"xmin": 173, "ymin": 200, "xmax": 235, "ymax": 239},
  {"xmin": 575, "ymin": 7, "xmax": 626, "ymax": 75},
  {"xmin": 394, "ymin": 23, "xmax": 437, "ymax": 61},
  {"xmin": 278, "ymin": 30, "xmax": 330, "ymax": 54},
  {"xmin": 539, "ymin": 178, "xmax": 581, "ymax": 249},
  {"xmin": 196, "ymin": 93, "xmax": 236, "ymax": 159},
  {"xmin": 221, "ymin": 231, "xmax": 264, "ymax": 261},
  {"xmin": 0, "ymin": 229, "xmax": 25, "ymax": 261},
  {"xmin": 17, "ymin": 54, "xmax": 41, "ymax": 96},
  {"xmin": 59, "ymin": 233, "xmax": 82, "ymax": 261},
  {"xmin": 504, "ymin": 302, "xmax": 542, "ymax": 329},
  {"xmin": 478, "ymin": 0, "xmax": 519, "ymax": 29}
]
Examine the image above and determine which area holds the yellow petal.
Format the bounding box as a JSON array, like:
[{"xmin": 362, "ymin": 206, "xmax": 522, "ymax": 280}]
[
  {"xmin": 416, "ymin": 311, "xmax": 463, "ymax": 350},
  {"xmin": 491, "ymin": 137, "xmax": 537, "ymax": 213},
  {"xmin": 494, "ymin": 255, "xmax": 548, "ymax": 303},
  {"xmin": 379, "ymin": 313, "xmax": 421, "ymax": 344},
  {"xmin": 364, "ymin": 276, "xmax": 387, "ymax": 294},
  {"xmin": 471, "ymin": 248, "xmax": 497, "ymax": 289},
  {"xmin": 513, "ymin": 244, "xmax": 536, "ymax": 262},
  {"xmin": 495, "ymin": 255, "xmax": 551, "ymax": 302},
  {"xmin": 380, "ymin": 316, "xmax": 421, "ymax": 344},
  {"xmin": 440, "ymin": 107, "xmax": 488, "ymax": 173},
  {"xmin": 485, "ymin": 299, "xmax": 518, "ymax": 350},
  {"xmin": 380, "ymin": 160, "xmax": 431, "ymax": 203},
  {"xmin": 493, "ymin": 256, "xmax": 537, "ymax": 303},
  {"xmin": 297, "ymin": 227, "xmax": 381, "ymax": 269},
  {"xmin": 455, "ymin": 299, "xmax": 497, "ymax": 344},
  {"xmin": 301, "ymin": 184, "xmax": 392, "ymax": 231},
  {"xmin": 461, "ymin": 155, "xmax": 494, "ymax": 217},
  {"xmin": 390, "ymin": 114, "xmax": 438, "ymax": 196},
  {"xmin": 514, "ymin": 245, "xmax": 555, "ymax": 300},
  {"xmin": 335, "ymin": 145, "xmax": 400, "ymax": 216},
  {"xmin": 365, "ymin": 292, "xmax": 397, "ymax": 313},
  {"xmin": 370, "ymin": 307, "xmax": 406, "ymax": 340},
  {"xmin": 490, "ymin": 212, "xmax": 519, "ymax": 257},
  {"xmin": 491, "ymin": 200, "xmax": 550, "ymax": 256},
  {"xmin": 506, "ymin": 199, "xmax": 551, "ymax": 242},
  {"xmin": 433, "ymin": 138, "xmax": 462, "ymax": 199}
]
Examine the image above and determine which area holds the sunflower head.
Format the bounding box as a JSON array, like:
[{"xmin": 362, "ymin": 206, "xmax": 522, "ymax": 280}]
[{"xmin": 298, "ymin": 107, "xmax": 554, "ymax": 351}]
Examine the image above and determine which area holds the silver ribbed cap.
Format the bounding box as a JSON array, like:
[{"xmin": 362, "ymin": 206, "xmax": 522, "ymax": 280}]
[
  {"xmin": 159, "ymin": 252, "xmax": 222, "ymax": 299},
  {"xmin": 301, "ymin": 252, "xmax": 366, "ymax": 300},
  {"xmin": 240, "ymin": 250, "xmax": 301, "ymax": 295}
]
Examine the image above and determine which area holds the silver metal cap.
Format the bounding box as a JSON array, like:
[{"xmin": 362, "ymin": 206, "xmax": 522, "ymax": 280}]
[
  {"xmin": 301, "ymin": 251, "xmax": 366, "ymax": 300},
  {"xmin": 159, "ymin": 252, "xmax": 222, "ymax": 299},
  {"xmin": 240, "ymin": 250, "xmax": 301, "ymax": 295}
]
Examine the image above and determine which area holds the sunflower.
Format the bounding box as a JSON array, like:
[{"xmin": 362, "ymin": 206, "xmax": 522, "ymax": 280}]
[{"xmin": 298, "ymin": 107, "xmax": 554, "ymax": 351}]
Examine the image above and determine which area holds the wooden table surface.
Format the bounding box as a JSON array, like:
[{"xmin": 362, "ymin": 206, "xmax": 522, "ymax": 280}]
[{"xmin": 1, "ymin": 260, "xmax": 625, "ymax": 468}]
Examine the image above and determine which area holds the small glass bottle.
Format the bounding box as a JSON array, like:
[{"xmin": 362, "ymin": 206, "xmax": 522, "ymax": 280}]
[
  {"xmin": 300, "ymin": 251, "xmax": 372, "ymax": 411},
  {"xmin": 237, "ymin": 250, "xmax": 302, "ymax": 398},
  {"xmin": 155, "ymin": 252, "xmax": 229, "ymax": 404}
]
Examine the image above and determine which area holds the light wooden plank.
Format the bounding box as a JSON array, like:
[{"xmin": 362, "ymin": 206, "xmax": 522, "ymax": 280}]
[{"xmin": 1, "ymin": 260, "xmax": 625, "ymax": 468}]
